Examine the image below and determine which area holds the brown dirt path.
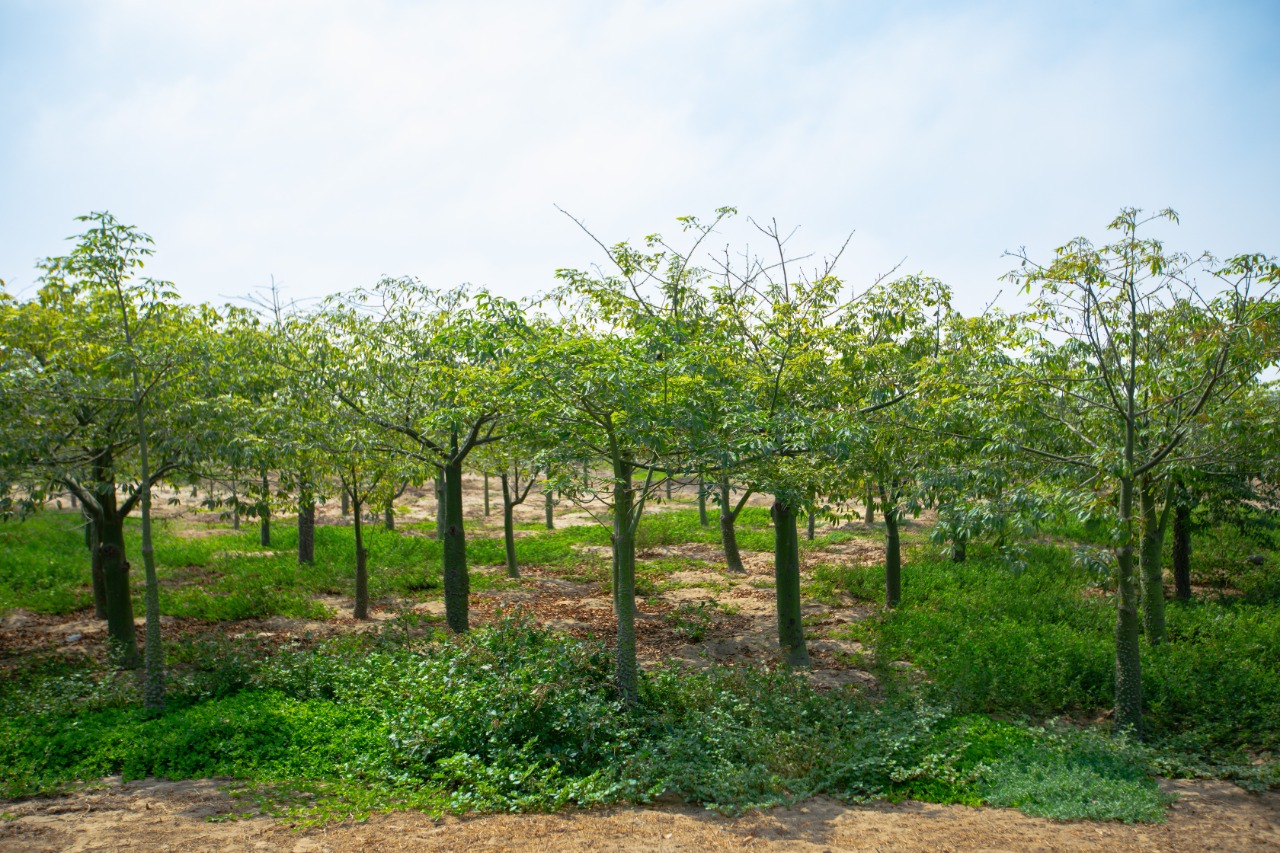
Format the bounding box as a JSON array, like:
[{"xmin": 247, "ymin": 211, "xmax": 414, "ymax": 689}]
[{"xmin": 2, "ymin": 777, "xmax": 1277, "ymax": 852}]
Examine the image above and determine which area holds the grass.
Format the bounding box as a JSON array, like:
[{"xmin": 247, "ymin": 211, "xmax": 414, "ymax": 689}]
[{"xmin": 0, "ymin": 511, "xmax": 618, "ymax": 619}]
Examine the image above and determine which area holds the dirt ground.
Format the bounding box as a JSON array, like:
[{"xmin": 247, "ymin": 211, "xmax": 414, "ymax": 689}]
[
  {"xmin": 7, "ymin": 478, "xmax": 1278, "ymax": 850},
  {"xmin": 2, "ymin": 776, "xmax": 1278, "ymax": 852}
]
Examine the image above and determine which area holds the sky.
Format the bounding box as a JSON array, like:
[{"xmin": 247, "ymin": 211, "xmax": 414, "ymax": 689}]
[{"xmin": 1, "ymin": 0, "xmax": 1277, "ymax": 316}]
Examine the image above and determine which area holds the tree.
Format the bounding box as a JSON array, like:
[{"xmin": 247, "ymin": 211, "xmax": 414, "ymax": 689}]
[
  {"xmin": 1002, "ymin": 208, "xmax": 1279, "ymax": 736},
  {"xmin": 30, "ymin": 213, "xmax": 206, "ymax": 710},
  {"xmin": 473, "ymin": 434, "xmax": 543, "ymax": 579},
  {"xmin": 523, "ymin": 209, "xmax": 730, "ymax": 702},
  {"xmin": 306, "ymin": 280, "xmax": 520, "ymax": 633},
  {"xmin": 705, "ymin": 222, "xmax": 917, "ymax": 662},
  {"xmin": 1165, "ymin": 381, "xmax": 1280, "ymax": 600}
]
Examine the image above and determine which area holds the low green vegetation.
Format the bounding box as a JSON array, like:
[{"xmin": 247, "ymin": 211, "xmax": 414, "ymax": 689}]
[
  {"xmin": 1, "ymin": 506, "xmax": 1277, "ymax": 822},
  {"xmin": 0, "ymin": 614, "xmax": 1171, "ymax": 823},
  {"xmin": 1, "ymin": 512, "xmax": 615, "ymax": 620},
  {"xmin": 817, "ymin": 537, "xmax": 1280, "ymax": 788}
]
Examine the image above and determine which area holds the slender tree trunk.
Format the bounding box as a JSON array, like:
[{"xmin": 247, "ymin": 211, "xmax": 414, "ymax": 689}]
[
  {"xmin": 341, "ymin": 490, "xmax": 350, "ymax": 517},
  {"xmin": 1114, "ymin": 290, "xmax": 1146, "ymax": 739},
  {"xmin": 880, "ymin": 483, "xmax": 902, "ymax": 609},
  {"xmin": 501, "ymin": 474, "xmax": 519, "ymax": 579},
  {"xmin": 435, "ymin": 472, "xmax": 446, "ymax": 538},
  {"xmin": 86, "ymin": 511, "xmax": 108, "ymax": 619},
  {"xmin": 772, "ymin": 497, "xmax": 809, "ymax": 667},
  {"xmin": 612, "ymin": 458, "xmax": 639, "ymax": 705},
  {"xmin": 442, "ymin": 457, "xmax": 469, "ymax": 633},
  {"xmin": 545, "ymin": 487, "xmax": 555, "ymax": 530},
  {"xmin": 611, "ymin": 546, "xmax": 621, "ymax": 616},
  {"xmin": 259, "ymin": 469, "xmax": 271, "ymax": 547},
  {"xmin": 353, "ymin": 492, "xmax": 369, "ymax": 620},
  {"xmin": 1115, "ymin": 473, "xmax": 1144, "ymax": 738},
  {"xmin": 130, "ymin": 371, "xmax": 164, "ymax": 712},
  {"xmin": 483, "ymin": 473, "xmax": 490, "ymax": 517},
  {"xmin": 137, "ymin": 481, "xmax": 164, "ymax": 713},
  {"xmin": 298, "ymin": 496, "xmax": 316, "ymax": 564},
  {"xmin": 1173, "ymin": 498, "xmax": 1192, "ymax": 602},
  {"xmin": 1139, "ymin": 476, "xmax": 1168, "ymax": 645},
  {"xmin": 719, "ymin": 477, "xmax": 745, "ymax": 573},
  {"xmin": 864, "ymin": 485, "xmax": 875, "ymax": 524},
  {"xmin": 383, "ymin": 499, "xmax": 395, "ymax": 531},
  {"xmin": 231, "ymin": 481, "xmax": 240, "ymax": 530},
  {"xmin": 666, "ymin": 475, "xmax": 672, "ymax": 500},
  {"xmin": 697, "ymin": 477, "xmax": 708, "ymax": 526},
  {"xmin": 807, "ymin": 509, "xmax": 816, "ymax": 541}
]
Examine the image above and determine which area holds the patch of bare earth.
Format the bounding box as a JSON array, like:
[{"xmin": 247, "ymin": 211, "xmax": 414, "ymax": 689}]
[
  {"xmin": 2, "ymin": 778, "xmax": 1277, "ymax": 852},
  {"xmin": 133, "ymin": 473, "xmax": 719, "ymax": 536}
]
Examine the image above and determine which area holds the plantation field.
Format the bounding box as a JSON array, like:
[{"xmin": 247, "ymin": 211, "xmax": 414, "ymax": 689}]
[{"xmin": 2, "ymin": 480, "xmax": 1279, "ymax": 850}]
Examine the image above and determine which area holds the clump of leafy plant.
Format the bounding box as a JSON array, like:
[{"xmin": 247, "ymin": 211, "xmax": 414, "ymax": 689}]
[{"xmin": 665, "ymin": 601, "xmax": 718, "ymax": 641}]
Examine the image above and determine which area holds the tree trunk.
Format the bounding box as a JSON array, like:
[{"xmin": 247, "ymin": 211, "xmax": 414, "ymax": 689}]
[
  {"xmin": 880, "ymin": 481, "xmax": 901, "ymax": 607},
  {"xmin": 864, "ymin": 485, "xmax": 875, "ymax": 524},
  {"xmin": 134, "ymin": 447, "xmax": 164, "ymax": 713},
  {"xmin": 545, "ymin": 488, "xmax": 555, "ymax": 530},
  {"xmin": 341, "ymin": 490, "xmax": 350, "ymax": 517},
  {"xmin": 298, "ymin": 497, "xmax": 316, "ymax": 564},
  {"xmin": 1173, "ymin": 499, "xmax": 1192, "ymax": 602},
  {"xmin": 807, "ymin": 509, "xmax": 816, "ymax": 541},
  {"xmin": 1114, "ymin": 474, "xmax": 1144, "ymax": 739},
  {"xmin": 442, "ymin": 458, "xmax": 469, "ymax": 633},
  {"xmin": 697, "ymin": 477, "xmax": 708, "ymax": 526},
  {"xmin": 259, "ymin": 470, "xmax": 271, "ymax": 547},
  {"xmin": 501, "ymin": 474, "xmax": 519, "ymax": 579},
  {"xmin": 772, "ymin": 497, "xmax": 809, "ymax": 667},
  {"xmin": 611, "ymin": 544, "xmax": 621, "ymax": 616},
  {"xmin": 86, "ymin": 511, "xmax": 108, "ymax": 619},
  {"xmin": 1139, "ymin": 477, "xmax": 1167, "ymax": 645},
  {"xmin": 719, "ymin": 477, "xmax": 745, "ymax": 573},
  {"xmin": 666, "ymin": 475, "xmax": 672, "ymax": 500},
  {"xmin": 231, "ymin": 481, "xmax": 240, "ymax": 530},
  {"xmin": 353, "ymin": 493, "xmax": 369, "ymax": 619},
  {"xmin": 88, "ymin": 455, "xmax": 140, "ymax": 667},
  {"xmin": 880, "ymin": 483, "xmax": 902, "ymax": 609},
  {"xmin": 435, "ymin": 472, "xmax": 446, "ymax": 538},
  {"xmin": 383, "ymin": 499, "xmax": 395, "ymax": 531},
  {"xmin": 612, "ymin": 459, "xmax": 639, "ymax": 705},
  {"xmin": 484, "ymin": 473, "xmax": 490, "ymax": 517}
]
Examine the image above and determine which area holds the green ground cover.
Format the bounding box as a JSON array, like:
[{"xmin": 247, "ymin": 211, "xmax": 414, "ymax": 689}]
[{"xmin": 1, "ymin": 507, "xmax": 1277, "ymax": 822}]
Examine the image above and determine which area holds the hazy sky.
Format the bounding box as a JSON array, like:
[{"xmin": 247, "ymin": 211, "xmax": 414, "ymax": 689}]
[{"xmin": 2, "ymin": 0, "xmax": 1277, "ymax": 315}]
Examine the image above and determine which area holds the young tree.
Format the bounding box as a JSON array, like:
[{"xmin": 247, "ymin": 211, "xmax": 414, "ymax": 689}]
[
  {"xmin": 1002, "ymin": 208, "xmax": 1279, "ymax": 736},
  {"xmin": 524, "ymin": 209, "xmax": 730, "ymax": 701},
  {"xmin": 705, "ymin": 223, "xmax": 917, "ymax": 663},
  {"xmin": 306, "ymin": 281, "xmax": 520, "ymax": 633},
  {"xmin": 29, "ymin": 213, "xmax": 205, "ymax": 710},
  {"xmin": 473, "ymin": 431, "xmax": 544, "ymax": 579}
]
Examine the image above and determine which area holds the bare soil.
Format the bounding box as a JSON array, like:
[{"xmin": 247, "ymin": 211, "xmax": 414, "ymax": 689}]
[{"xmin": 2, "ymin": 777, "xmax": 1277, "ymax": 852}]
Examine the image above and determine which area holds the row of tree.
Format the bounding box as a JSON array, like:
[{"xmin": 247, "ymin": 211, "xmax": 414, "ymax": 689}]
[{"xmin": 2, "ymin": 208, "xmax": 1277, "ymax": 736}]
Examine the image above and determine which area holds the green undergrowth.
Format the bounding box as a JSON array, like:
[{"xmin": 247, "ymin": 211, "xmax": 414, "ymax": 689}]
[
  {"xmin": 1, "ymin": 512, "xmax": 617, "ymax": 618},
  {"xmin": 0, "ymin": 614, "xmax": 1170, "ymax": 822},
  {"xmin": 818, "ymin": 538, "xmax": 1280, "ymax": 785},
  {"xmin": 1, "ymin": 507, "xmax": 808, "ymax": 620}
]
